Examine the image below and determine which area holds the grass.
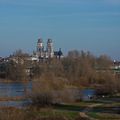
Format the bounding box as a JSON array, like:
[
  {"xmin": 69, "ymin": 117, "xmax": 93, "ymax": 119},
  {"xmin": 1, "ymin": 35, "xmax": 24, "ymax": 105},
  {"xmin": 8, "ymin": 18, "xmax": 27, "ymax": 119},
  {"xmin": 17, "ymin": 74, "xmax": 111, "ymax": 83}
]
[
  {"xmin": 87, "ymin": 112, "xmax": 120, "ymax": 120},
  {"xmin": 0, "ymin": 99, "xmax": 120, "ymax": 120},
  {"xmin": 0, "ymin": 107, "xmax": 79, "ymax": 120},
  {"xmin": 53, "ymin": 101, "xmax": 103, "ymax": 111},
  {"xmin": 38, "ymin": 108, "xmax": 79, "ymax": 120},
  {"xmin": 90, "ymin": 101, "xmax": 120, "ymax": 114},
  {"xmin": 53, "ymin": 103, "xmax": 85, "ymax": 112},
  {"xmin": 73, "ymin": 101, "xmax": 98, "ymax": 106}
]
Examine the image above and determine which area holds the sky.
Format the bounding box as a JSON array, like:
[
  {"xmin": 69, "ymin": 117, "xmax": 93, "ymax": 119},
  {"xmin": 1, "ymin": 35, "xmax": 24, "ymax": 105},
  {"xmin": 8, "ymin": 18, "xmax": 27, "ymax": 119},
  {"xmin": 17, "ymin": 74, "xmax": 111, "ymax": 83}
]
[{"xmin": 0, "ymin": 0, "xmax": 120, "ymax": 59}]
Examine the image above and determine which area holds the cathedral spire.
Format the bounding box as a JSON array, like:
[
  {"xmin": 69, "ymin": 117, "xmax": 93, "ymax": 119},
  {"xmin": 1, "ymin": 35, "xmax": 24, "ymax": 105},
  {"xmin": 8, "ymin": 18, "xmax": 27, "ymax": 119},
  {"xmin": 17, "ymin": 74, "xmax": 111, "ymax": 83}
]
[
  {"xmin": 46, "ymin": 39, "xmax": 54, "ymax": 58},
  {"xmin": 36, "ymin": 38, "xmax": 44, "ymax": 58}
]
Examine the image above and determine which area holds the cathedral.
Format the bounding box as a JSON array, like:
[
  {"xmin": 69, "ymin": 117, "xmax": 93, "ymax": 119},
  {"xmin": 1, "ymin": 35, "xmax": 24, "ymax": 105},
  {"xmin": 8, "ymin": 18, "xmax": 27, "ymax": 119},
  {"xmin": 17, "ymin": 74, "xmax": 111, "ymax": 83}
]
[{"xmin": 36, "ymin": 38, "xmax": 63, "ymax": 60}]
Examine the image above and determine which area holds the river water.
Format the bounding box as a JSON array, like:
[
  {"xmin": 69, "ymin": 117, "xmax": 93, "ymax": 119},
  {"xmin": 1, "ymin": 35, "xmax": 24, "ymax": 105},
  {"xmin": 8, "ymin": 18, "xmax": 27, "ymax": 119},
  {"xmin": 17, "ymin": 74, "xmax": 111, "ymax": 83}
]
[
  {"xmin": 0, "ymin": 81, "xmax": 32, "ymax": 107},
  {"xmin": 0, "ymin": 81, "xmax": 32, "ymax": 97},
  {"xmin": 0, "ymin": 81, "xmax": 95, "ymax": 107}
]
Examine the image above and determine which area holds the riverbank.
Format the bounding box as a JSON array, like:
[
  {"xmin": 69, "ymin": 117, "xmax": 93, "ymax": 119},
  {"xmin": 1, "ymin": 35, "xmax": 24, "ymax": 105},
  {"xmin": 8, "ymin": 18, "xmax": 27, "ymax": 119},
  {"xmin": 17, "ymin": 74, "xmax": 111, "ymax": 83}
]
[
  {"xmin": 0, "ymin": 106, "xmax": 79, "ymax": 120},
  {"xmin": 0, "ymin": 80, "xmax": 120, "ymax": 120},
  {"xmin": 0, "ymin": 96, "xmax": 25, "ymax": 101},
  {"xmin": 0, "ymin": 78, "xmax": 30, "ymax": 83},
  {"xmin": 0, "ymin": 95, "xmax": 120, "ymax": 120},
  {"xmin": 0, "ymin": 100, "xmax": 120, "ymax": 120}
]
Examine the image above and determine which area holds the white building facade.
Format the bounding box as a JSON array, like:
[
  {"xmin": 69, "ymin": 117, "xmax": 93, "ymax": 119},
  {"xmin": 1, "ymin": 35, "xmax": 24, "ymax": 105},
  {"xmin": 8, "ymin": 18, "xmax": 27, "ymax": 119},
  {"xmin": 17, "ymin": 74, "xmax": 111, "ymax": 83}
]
[{"xmin": 36, "ymin": 38, "xmax": 54, "ymax": 59}]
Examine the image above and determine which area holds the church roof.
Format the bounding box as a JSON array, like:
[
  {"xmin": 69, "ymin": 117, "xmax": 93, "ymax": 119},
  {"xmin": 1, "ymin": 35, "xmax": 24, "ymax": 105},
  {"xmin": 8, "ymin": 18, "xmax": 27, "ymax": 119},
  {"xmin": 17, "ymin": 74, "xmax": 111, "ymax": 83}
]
[{"xmin": 38, "ymin": 38, "xmax": 43, "ymax": 43}]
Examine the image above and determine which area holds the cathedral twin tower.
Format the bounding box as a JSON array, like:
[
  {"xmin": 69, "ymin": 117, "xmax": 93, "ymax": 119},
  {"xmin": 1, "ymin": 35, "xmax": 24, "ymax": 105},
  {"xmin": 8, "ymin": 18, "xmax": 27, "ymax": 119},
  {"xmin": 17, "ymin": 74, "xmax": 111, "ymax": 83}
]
[{"xmin": 36, "ymin": 38, "xmax": 54, "ymax": 59}]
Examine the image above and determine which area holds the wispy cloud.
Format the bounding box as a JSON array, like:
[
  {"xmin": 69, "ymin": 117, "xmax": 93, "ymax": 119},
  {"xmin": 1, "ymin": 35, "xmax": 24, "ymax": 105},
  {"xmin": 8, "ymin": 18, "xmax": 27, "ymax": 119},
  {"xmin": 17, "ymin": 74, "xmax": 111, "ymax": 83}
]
[
  {"xmin": 51, "ymin": 0, "xmax": 120, "ymax": 4},
  {"xmin": 35, "ymin": 12, "xmax": 120, "ymax": 19},
  {"xmin": 1, "ymin": 0, "xmax": 120, "ymax": 6},
  {"xmin": 105, "ymin": 0, "xmax": 120, "ymax": 4},
  {"xmin": 0, "ymin": 0, "xmax": 43, "ymax": 6},
  {"xmin": 0, "ymin": 0, "xmax": 84, "ymax": 6}
]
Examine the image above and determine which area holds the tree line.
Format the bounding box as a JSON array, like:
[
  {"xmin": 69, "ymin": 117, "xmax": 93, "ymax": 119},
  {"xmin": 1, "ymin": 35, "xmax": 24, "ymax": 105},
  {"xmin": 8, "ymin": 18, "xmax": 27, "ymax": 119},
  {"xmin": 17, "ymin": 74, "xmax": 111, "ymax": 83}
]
[{"xmin": 0, "ymin": 50, "xmax": 120, "ymax": 95}]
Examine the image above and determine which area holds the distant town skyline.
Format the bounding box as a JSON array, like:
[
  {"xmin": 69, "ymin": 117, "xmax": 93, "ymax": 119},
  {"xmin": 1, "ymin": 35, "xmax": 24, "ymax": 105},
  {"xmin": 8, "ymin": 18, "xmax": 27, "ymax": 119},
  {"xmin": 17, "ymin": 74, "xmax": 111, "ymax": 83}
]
[{"xmin": 0, "ymin": 0, "xmax": 120, "ymax": 59}]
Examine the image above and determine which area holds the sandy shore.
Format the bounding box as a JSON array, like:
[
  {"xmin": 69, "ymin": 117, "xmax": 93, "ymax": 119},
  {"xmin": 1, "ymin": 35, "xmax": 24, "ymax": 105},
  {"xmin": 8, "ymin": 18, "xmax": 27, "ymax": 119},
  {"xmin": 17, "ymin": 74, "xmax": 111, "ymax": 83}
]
[{"xmin": 0, "ymin": 96, "xmax": 26, "ymax": 101}]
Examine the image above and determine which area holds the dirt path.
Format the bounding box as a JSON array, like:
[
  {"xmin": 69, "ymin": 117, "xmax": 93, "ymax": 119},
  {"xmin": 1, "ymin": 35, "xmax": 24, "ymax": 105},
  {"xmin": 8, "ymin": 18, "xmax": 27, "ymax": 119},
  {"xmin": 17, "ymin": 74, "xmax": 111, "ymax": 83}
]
[{"xmin": 79, "ymin": 103, "xmax": 102, "ymax": 120}]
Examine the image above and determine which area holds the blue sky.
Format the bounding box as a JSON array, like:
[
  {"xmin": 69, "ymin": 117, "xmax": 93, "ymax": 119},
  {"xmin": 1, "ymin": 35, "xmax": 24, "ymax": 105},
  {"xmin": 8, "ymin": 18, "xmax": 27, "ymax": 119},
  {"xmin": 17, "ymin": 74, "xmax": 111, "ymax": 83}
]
[{"xmin": 0, "ymin": 0, "xmax": 120, "ymax": 59}]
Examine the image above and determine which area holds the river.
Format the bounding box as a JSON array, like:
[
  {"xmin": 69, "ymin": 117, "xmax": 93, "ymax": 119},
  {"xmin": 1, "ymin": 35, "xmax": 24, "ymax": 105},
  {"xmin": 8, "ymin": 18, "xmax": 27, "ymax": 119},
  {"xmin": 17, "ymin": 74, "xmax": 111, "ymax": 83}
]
[
  {"xmin": 0, "ymin": 81, "xmax": 95, "ymax": 107},
  {"xmin": 0, "ymin": 81, "xmax": 32, "ymax": 97},
  {"xmin": 0, "ymin": 81, "xmax": 32, "ymax": 107}
]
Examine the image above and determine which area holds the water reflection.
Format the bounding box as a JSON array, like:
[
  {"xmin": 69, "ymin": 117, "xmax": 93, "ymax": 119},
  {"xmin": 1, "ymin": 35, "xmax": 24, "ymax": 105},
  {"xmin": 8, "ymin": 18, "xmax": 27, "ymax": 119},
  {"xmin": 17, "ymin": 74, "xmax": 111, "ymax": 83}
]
[
  {"xmin": 0, "ymin": 81, "xmax": 96, "ymax": 107},
  {"xmin": 0, "ymin": 81, "xmax": 32, "ymax": 97},
  {"xmin": 0, "ymin": 100, "xmax": 29, "ymax": 108},
  {"xmin": 0, "ymin": 81, "xmax": 32, "ymax": 107},
  {"xmin": 81, "ymin": 89, "xmax": 96, "ymax": 101}
]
